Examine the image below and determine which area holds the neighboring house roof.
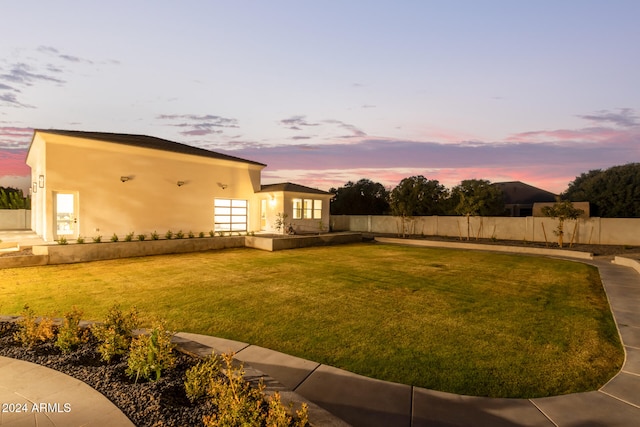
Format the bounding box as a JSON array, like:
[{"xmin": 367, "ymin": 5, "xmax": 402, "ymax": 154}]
[
  {"xmin": 33, "ymin": 129, "xmax": 266, "ymax": 167},
  {"xmin": 259, "ymin": 182, "xmax": 332, "ymax": 195},
  {"xmin": 494, "ymin": 181, "xmax": 557, "ymax": 205}
]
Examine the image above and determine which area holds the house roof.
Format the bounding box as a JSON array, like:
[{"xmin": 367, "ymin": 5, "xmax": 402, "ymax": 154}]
[
  {"xmin": 33, "ymin": 129, "xmax": 266, "ymax": 167},
  {"xmin": 259, "ymin": 182, "xmax": 332, "ymax": 195},
  {"xmin": 494, "ymin": 181, "xmax": 557, "ymax": 205}
]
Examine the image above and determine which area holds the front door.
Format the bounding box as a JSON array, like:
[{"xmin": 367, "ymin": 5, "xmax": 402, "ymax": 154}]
[{"xmin": 54, "ymin": 192, "xmax": 78, "ymax": 239}]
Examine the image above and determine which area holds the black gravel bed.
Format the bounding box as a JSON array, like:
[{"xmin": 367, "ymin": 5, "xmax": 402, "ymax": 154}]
[{"xmin": 0, "ymin": 322, "xmax": 214, "ymax": 426}]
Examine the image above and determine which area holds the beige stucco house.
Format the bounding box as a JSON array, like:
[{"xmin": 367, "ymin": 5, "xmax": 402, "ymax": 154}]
[{"xmin": 26, "ymin": 130, "xmax": 332, "ymax": 242}]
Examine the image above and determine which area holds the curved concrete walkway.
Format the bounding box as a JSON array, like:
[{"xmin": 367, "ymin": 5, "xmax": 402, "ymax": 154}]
[
  {"xmin": 1, "ymin": 249, "xmax": 639, "ymax": 426},
  {"xmin": 0, "ymin": 356, "xmax": 134, "ymax": 426}
]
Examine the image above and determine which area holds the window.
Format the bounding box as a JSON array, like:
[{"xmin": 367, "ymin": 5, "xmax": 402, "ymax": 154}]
[
  {"xmin": 313, "ymin": 200, "xmax": 322, "ymax": 219},
  {"xmin": 214, "ymin": 199, "xmax": 247, "ymax": 231},
  {"xmin": 293, "ymin": 199, "xmax": 303, "ymax": 219},
  {"xmin": 303, "ymin": 199, "xmax": 313, "ymax": 219},
  {"xmin": 292, "ymin": 198, "xmax": 322, "ymax": 219}
]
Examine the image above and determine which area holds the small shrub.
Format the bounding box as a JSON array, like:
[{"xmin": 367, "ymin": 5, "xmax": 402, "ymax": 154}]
[
  {"xmin": 137, "ymin": 233, "xmax": 146, "ymax": 241},
  {"xmin": 151, "ymin": 230, "xmax": 160, "ymax": 240},
  {"xmin": 57, "ymin": 236, "xmax": 68, "ymax": 245},
  {"xmin": 188, "ymin": 230, "xmax": 195, "ymax": 238},
  {"xmin": 216, "ymin": 231, "xmax": 224, "ymax": 237},
  {"xmin": 124, "ymin": 232, "xmax": 134, "ymax": 242},
  {"xmin": 184, "ymin": 354, "xmax": 220, "ymax": 402},
  {"xmin": 111, "ymin": 233, "xmax": 119, "ymax": 242},
  {"xmin": 55, "ymin": 307, "xmax": 85, "ymax": 353},
  {"xmin": 201, "ymin": 353, "xmax": 309, "ymax": 427},
  {"xmin": 92, "ymin": 235, "xmax": 102, "ymax": 243},
  {"xmin": 176, "ymin": 230, "xmax": 185, "ymax": 239},
  {"xmin": 198, "ymin": 231, "xmax": 205, "ymax": 238},
  {"xmin": 92, "ymin": 305, "xmax": 139, "ymax": 363},
  {"xmin": 209, "ymin": 230, "xmax": 215, "ymax": 237},
  {"xmin": 126, "ymin": 322, "xmax": 176, "ymax": 383},
  {"xmin": 165, "ymin": 230, "xmax": 173, "ymax": 240},
  {"xmin": 76, "ymin": 236, "xmax": 85, "ymax": 244},
  {"xmin": 14, "ymin": 305, "xmax": 55, "ymax": 348}
]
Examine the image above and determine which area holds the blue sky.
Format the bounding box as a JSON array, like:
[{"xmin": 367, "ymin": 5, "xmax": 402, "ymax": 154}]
[{"xmin": 1, "ymin": 1, "xmax": 639, "ymax": 194}]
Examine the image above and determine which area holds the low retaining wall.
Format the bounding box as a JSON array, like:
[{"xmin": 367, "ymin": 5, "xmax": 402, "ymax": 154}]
[
  {"xmin": 246, "ymin": 232, "xmax": 362, "ymax": 252},
  {"xmin": 613, "ymin": 256, "xmax": 640, "ymax": 275},
  {"xmin": 2, "ymin": 233, "xmax": 364, "ymax": 267},
  {"xmin": 31, "ymin": 237, "xmax": 246, "ymax": 265},
  {"xmin": 375, "ymin": 237, "xmax": 594, "ymax": 260}
]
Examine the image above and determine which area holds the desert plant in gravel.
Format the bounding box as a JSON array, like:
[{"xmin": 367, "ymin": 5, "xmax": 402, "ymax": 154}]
[
  {"xmin": 151, "ymin": 230, "xmax": 160, "ymax": 240},
  {"xmin": 14, "ymin": 305, "xmax": 55, "ymax": 348},
  {"xmin": 184, "ymin": 354, "xmax": 220, "ymax": 402},
  {"xmin": 201, "ymin": 352, "xmax": 309, "ymax": 427},
  {"xmin": 92, "ymin": 305, "xmax": 139, "ymax": 363},
  {"xmin": 111, "ymin": 233, "xmax": 119, "ymax": 242},
  {"xmin": 165, "ymin": 230, "xmax": 173, "ymax": 240},
  {"xmin": 126, "ymin": 322, "xmax": 176, "ymax": 383},
  {"xmin": 137, "ymin": 233, "xmax": 146, "ymax": 241},
  {"xmin": 55, "ymin": 306, "xmax": 86, "ymax": 353},
  {"xmin": 124, "ymin": 232, "xmax": 134, "ymax": 242}
]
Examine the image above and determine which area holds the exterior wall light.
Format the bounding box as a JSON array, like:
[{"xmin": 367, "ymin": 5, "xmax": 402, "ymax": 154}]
[
  {"xmin": 120, "ymin": 176, "xmax": 131, "ymax": 182},
  {"xmin": 38, "ymin": 175, "xmax": 45, "ymax": 188},
  {"xmin": 177, "ymin": 181, "xmax": 185, "ymax": 187}
]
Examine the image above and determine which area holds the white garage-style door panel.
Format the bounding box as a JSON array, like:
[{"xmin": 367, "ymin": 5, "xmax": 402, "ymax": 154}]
[{"xmin": 214, "ymin": 198, "xmax": 247, "ymax": 232}]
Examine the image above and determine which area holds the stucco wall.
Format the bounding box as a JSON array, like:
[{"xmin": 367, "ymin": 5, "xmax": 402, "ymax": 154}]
[
  {"xmin": 27, "ymin": 132, "xmax": 264, "ymax": 241},
  {"xmin": 332, "ymin": 215, "xmax": 640, "ymax": 246}
]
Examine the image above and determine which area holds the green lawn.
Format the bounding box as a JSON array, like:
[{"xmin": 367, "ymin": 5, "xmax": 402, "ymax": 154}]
[{"xmin": 0, "ymin": 243, "xmax": 623, "ymax": 398}]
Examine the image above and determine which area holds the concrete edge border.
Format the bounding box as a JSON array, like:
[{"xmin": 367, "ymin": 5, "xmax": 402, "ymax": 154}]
[
  {"xmin": 612, "ymin": 256, "xmax": 640, "ymax": 274},
  {"xmin": 374, "ymin": 236, "xmax": 594, "ymax": 259}
]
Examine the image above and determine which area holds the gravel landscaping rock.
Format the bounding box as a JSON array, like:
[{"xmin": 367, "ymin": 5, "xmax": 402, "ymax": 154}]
[{"xmin": 0, "ymin": 322, "xmax": 215, "ymax": 427}]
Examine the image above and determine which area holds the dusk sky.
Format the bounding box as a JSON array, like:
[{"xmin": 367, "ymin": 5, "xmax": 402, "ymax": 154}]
[{"xmin": 1, "ymin": 1, "xmax": 639, "ymax": 194}]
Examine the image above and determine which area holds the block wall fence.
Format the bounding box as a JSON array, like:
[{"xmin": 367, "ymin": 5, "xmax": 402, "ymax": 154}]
[
  {"xmin": 0, "ymin": 209, "xmax": 31, "ymax": 230},
  {"xmin": 331, "ymin": 215, "xmax": 640, "ymax": 246}
]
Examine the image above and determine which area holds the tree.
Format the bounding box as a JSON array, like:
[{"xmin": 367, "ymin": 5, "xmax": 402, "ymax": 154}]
[
  {"xmin": 449, "ymin": 179, "xmax": 505, "ymax": 240},
  {"xmin": 0, "ymin": 187, "xmax": 30, "ymax": 209},
  {"xmin": 541, "ymin": 199, "xmax": 584, "ymax": 248},
  {"xmin": 329, "ymin": 179, "xmax": 390, "ymax": 215},
  {"xmin": 449, "ymin": 179, "xmax": 505, "ymax": 217},
  {"xmin": 564, "ymin": 163, "xmax": 640, "ymax": 217},
  {"xmin": 390, "ymin": 176, "xmax": 448, "ymax": 237}
]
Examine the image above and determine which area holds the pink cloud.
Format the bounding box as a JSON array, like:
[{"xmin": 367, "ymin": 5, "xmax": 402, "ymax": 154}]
[
  {"xmin": 0, "ymin": 149, "xmax": 30, "ymax": 177},
  {"xmin": 0, "ymin": 126, "xmax": 33, "ymax": 149}
]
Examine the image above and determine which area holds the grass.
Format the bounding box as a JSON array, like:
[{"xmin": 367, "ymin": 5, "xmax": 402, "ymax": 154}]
[{"xmin": 0, "ymin": 243, "xmax": 623, "ymax": 398}]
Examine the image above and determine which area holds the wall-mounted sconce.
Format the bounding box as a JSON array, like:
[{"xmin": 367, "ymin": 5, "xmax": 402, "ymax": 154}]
[
  {"xmin": 120, "ymin": 176, "xmax": 132, "ymax": 183},
  {"xmin": 177, "ymin": 181, "xmax": 185, "ymax": 187},
  {"xmin": 217, "ymin": 182, "xmax": 228, "ymax": 190},
  {"xmin": 32, "ymin": 182, "xmax": 37, "ymax": 193},
  {"xmin": 38, "ymin": 175, "xmax": 45, "ymax": 188},
  {"xmin": 269, "ymin": 195, "xmax": 276, "ymax": 207}
]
